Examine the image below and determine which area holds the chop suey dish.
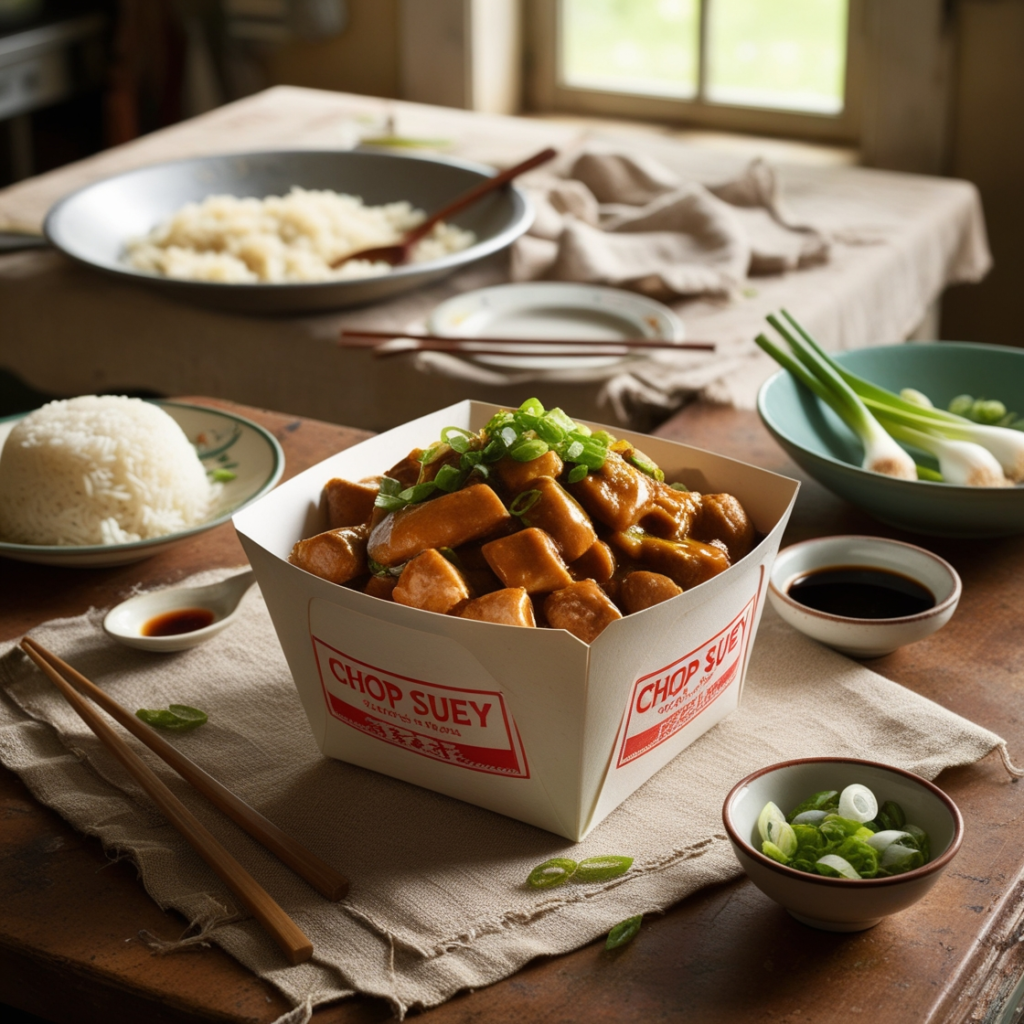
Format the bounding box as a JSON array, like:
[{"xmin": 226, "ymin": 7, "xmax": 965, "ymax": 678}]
[{"xmin": 289, "ymin": 400, "xmax": 755, "ymax": 643}]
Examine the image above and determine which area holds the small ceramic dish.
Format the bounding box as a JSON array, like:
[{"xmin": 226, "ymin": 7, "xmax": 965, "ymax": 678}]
[
  {"xmin": 723, "ymin": 757, "xmax": 964, "ymax": 932},
  {"xmin": 0, "ymin": 402, "xmax": 284, "ymax": 568},
  {"xmin": 103, "ymin": 569, "xmax": 256, "ymax": 653},
  {"xmin": 767, "ymin": 535, "xmax": 961, "ymax": 658}
]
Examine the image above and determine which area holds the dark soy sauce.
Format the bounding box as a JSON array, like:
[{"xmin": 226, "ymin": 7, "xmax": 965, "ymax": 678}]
[
  {"xmin": 787, "ymin": 566, "xmax": 935, "ymax": 620},
  {"xmin": 142, "ymin": 608, "xmax": 216, "ymax": 637}
]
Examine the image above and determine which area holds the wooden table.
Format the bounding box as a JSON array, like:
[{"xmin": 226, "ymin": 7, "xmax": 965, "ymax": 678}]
[{"xmin": 2, "ymin": 398, "xmax": 1022, "ymax": 1024}]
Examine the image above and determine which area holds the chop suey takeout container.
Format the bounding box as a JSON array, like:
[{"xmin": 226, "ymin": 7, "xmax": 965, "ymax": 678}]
[{"xmin": 234, "ymin": 401, "xmax": 799, "ymax": 841}]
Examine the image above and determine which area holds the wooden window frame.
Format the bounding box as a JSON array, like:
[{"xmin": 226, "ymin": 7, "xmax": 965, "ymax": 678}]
[{"xmin": 523, "ymin": 0, "xmax": 865, "ymax": 143}]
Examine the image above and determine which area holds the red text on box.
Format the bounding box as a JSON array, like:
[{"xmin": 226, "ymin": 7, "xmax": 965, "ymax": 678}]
[
  {"xmin": 311, "ymin": 637, "xmax": 529, "ymax": 778},
  {"xmin": 616, "ymin": 595, "xmax": 757, "ymax": 768}
]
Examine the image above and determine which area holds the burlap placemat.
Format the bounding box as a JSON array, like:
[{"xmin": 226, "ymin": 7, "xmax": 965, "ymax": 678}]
[{"xmin": 0, "ymin": 571, "xmax": 1008, "ymax": 1020}]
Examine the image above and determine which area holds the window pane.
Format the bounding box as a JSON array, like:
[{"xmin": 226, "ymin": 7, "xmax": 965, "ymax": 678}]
[
  {"xmin": 560, "ymin": 0, "xmax": 700, "ymax": 99},
  {"xmin": 706, "ymin": 0, "xmax": 848, "ymax": 114}
]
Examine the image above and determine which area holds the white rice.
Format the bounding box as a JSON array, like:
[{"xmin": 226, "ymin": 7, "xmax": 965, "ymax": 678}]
[
  {"xmin": 123, "ymin": 187, "xmax": 477, "ymax": 284},
  {"xmin": 0, "ymin": 396, "xmax": 215, "ymax": 546}
]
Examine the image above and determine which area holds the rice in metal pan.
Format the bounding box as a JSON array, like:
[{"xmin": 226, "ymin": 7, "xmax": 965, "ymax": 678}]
[{"xmin": 124, "ymin": 187, "xmax": 476, "ymax": 284}]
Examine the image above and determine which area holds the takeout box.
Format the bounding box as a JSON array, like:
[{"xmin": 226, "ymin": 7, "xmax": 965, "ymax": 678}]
[{"xmin": 233, "ymin": 401, "xmax": 799, "ymax": 841}]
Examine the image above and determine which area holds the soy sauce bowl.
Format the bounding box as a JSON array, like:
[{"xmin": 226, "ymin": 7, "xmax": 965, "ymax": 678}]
[{"xmin": 767, "ymin": 536, "xmax": 961, "ymax": 658}]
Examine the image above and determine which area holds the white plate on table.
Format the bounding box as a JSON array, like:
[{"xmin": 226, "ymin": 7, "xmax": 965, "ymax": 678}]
[
  {"xmin": 0, "ymin": 401, "xmax": 284, "ymax": 568},
  {"xmin": 427, "ymin": 282, "xmax": 685, "ymax": 370}
]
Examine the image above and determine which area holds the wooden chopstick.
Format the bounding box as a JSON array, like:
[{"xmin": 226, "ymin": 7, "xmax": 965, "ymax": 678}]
[
  {"xmin": 20, "ymin": 638, "xmax": 316, "ymax": 966},
  {"xmin": 22, "ymin": 637, "xmax": 348, "ymax": 902},
  {"xmin": 339, "ymin": 328, "xmax": 716, "ymax": 353},
  {"xmin": 370, "ymin": 342, "xmax": 688, "ymax": 360}
]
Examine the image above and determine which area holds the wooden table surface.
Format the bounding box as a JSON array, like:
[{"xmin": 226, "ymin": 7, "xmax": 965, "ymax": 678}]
[{"xmin": 2, "ymin": 398, "xmax": 1022, "ymax": 1024}]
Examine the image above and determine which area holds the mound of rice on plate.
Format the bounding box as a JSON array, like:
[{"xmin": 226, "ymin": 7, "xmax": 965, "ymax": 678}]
[
  {"xmin": 0, "ymin": 396, "xmax": 214, "ymax": 546},
  {"xmin": 124, "ymin": 187, "xmax": 476, "ymax": 284}
]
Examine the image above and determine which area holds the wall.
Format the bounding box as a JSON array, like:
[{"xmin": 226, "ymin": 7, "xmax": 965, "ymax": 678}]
[
  {"xmin": 263, "ymin": 0, "xmax": 400, "ymax": 99},
  {"xmin": 941, "ymin": 0, "xmax": 1024, "ymax": 348}
]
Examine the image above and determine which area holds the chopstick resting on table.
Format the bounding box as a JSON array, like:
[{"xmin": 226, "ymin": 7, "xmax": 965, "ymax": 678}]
[
  {"xmin": 19, "ymin": 638, "xmax": 338, "ymax": 966},
  {"xmin": 21, "ymin": 638, "xmax": 348, "ymax": 902},
  {"xmin": 339, "ymin": 328, "xmax": 716, "ymax": 359}
]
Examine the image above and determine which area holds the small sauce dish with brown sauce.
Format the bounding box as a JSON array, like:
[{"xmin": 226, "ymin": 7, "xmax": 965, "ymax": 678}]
[
  {"xmin": 103, "ymin": 569, "xmax": 256, "ymax": 653},
  {"xmin": 768, "ymin": 537, "xmax": 961, "ymax": 658}
]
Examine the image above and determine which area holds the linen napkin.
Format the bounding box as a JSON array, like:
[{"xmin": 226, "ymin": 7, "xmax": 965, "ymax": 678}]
[
  {"xmin": 0, "ymin": 571, "xmax": 1009, "ymax": 1021},
  {"xmin": 510, "ymin": 151, "xmax": 829, "ymax": 296}
]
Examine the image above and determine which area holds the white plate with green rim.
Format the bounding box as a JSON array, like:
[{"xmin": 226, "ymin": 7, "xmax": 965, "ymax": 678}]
[
  {"xmin": 428, "ymin": 282, "xmax": 685, "ymax": 371},
  {"xmin": 0, "ymin": 401, "xmax": 284, "ymax": 567}
]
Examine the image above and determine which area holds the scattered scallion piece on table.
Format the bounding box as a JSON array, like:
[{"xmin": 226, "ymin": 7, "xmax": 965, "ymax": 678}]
[
  {"xmin": 135, "ymin": 705, "xmax": 208, "ymax": 731},
  {"xmin": 526, "ymin": 858, "xmax": 578, "ymax": 889},
  {"xmin": 605, "ymin": 915, "xmax": 643, "ymax": 950},
  {"xmin": 526, "ymin": 854, "xmax": 634, "ymax": 889},
  {"xmin": 574, "ymin": 855, "xmax": 633, "ymax": 882}
]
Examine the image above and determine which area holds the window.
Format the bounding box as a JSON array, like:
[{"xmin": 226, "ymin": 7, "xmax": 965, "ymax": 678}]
[{"xmin": 527, "ymin": 0, "xmax": 863, "ymax": 142}]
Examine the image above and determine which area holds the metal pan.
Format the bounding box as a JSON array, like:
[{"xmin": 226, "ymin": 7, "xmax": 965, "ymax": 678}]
[{"xmin": 43, "ymin": 149, "xmax": 533, "ymax": 314}]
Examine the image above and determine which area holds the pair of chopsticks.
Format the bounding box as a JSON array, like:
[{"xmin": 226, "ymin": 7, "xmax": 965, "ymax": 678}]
[
  {"xmin": 19, "ymin": 637, "xmax": 349, "ymax": 966},
  {"xmin": 339, "ymin": 328, "xmax": 716, "ymax": 360}
]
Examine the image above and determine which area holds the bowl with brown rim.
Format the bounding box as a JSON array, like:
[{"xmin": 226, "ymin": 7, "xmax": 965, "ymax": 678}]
[
  {"xmin": 767, "ymin": 535, "xmax": 961, "ymax": 658},
  {"xmin": 722, "ymin": 757, "xmax": 964, "ymax": 932}
]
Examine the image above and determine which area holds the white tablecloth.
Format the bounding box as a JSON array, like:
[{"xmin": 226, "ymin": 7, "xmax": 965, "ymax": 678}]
[{"xmin": 0, "ymin": 86, "xmax": 990, "ymax": 431}]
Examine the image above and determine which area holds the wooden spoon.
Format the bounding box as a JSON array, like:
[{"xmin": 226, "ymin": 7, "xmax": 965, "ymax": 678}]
[{"xmin": 330, "ymin": 146, "xmax": 557, "ymax": 268}]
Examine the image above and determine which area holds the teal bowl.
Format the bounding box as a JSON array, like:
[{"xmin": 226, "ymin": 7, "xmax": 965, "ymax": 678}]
[{"xmin": 757, "ymin": 342, "xmax": 1024, "ymax": 538}]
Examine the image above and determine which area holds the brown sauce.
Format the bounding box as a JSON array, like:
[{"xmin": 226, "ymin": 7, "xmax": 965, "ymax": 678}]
[
  {"xmin": 787, "ymin": 565, "xmax": 935, "ymax": 620},
  {"xmin": 142, "ymin": 607, "xmax": 216, "ymax": 637}
]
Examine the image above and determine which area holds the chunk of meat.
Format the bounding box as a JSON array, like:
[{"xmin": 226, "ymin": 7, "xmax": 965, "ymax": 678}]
[
  {"xmin": 392, "ymin": 549, "xmax": 471, "ymax": 614},
  {"xmin": 692, "ymin": 493, "xmax": 755, "ymax": 562},
  {"xmin": 639, "ymin": 484, "xmax": 703, "ymax": 541},
  {"xmin": 368, "ymin": 484, "xmax": 512, "ymax": 567},
  {"xmin": 364, "ymin": 574, "xmax": 397, "ymax": 601},
  {"xmin": 619, "ymin": 571, "xmax": 683, "ymax": 613},
  {"xmin": 618, "ymin": 533, "xmax": 731, "ymax": 590},
  {"xmin": 492, "ymin": 450, "xmax": 564, "ymax": 494},
  {"xmin": 324, "ymin": 477, "xmax": 378, "ymax": 529},
  {"xmin": 569, "ymin": 540, "xmax": 616, "ymax": 585},
  {"xmin": 544, "ymin": 580, "xmax": 623, "ymax": 643},
  {"xmin": 482, "ymin": 528, "xmax": 574, "ymax": 594},
  {"xmin": 289, "ymin": 525, "xmax": 368, "ymax": 585},
  {"xmin": 460, "ymin": 588, "xmax": 536, "ymax": 627},
  {"xmin": 568, "ymin": 451, "xmax": 655, "ymax": 531},
  {"xmin": 518, "ymin": 477, "xmax": 597, "ymax": 562}
]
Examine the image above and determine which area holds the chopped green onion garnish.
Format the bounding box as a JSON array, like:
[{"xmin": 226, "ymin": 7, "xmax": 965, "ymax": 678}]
[
  {"xmin": 136, "ymin": 705, "xmax": 208, "ymax": 731},
  {"xmin": 526, "ymin": 858, "xmax": 577, "ymax": 889},
  {"xmin": 756, "ymin": 788, "xmax": 931, "ymax": 879},
  {"xmin": 574, "ymin": 855, "xmax": 633, "ymax": 882},
  {"xmin": 509, "ymin": 489, "xmax": 541, "ymax": 518},
  {"xmin": 605, "ymin": 915, "xmax": 642, "ymax": 950},
  {"xmin": 510, "ymin": 438, "xmax": 550, "ymax": 462}
]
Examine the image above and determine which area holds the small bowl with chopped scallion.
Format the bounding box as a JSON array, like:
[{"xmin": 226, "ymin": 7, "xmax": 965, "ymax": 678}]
[
  {"xmin": 756, "ymin": 319, "xmax": 1024, "ymax": 537},
  {"xmin": 723, "ymin": 757, "xmax": 963, "ymax": 931}
]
